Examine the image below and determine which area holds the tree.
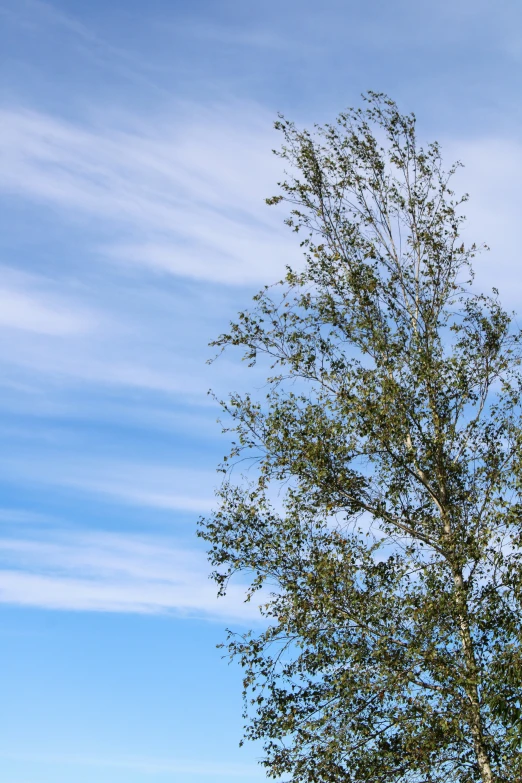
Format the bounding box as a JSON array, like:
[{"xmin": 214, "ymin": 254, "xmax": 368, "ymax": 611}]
[{"xmin": 199, "ymin": 93, "xmax": 522, "ymax": 783}]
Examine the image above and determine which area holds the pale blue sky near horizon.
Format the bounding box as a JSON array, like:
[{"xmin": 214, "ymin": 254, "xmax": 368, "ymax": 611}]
[{"xmin": 1, "ymin": 1, "xmax": 522, "ymax": 781}]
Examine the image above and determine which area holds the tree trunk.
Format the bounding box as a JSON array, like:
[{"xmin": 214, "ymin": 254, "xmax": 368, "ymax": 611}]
[{"xmin": 453, "ymin": 570, "xmax": 494, "ymax": 783}]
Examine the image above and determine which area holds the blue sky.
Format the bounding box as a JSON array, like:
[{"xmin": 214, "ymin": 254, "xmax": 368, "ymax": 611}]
[{"xmin": 0, "ymin": 0, "xmax": 522, "ymax": 781}]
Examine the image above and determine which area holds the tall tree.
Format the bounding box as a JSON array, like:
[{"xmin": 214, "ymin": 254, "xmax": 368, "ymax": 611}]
[{"xmin": 199, "ymin": 93, "xmax": 522, "ymax": 783}]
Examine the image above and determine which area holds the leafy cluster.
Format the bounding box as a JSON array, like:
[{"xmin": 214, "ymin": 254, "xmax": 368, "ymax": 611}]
[{"xmin": 199, "ymin": 93, "xmax": 522, "ymax": 783}]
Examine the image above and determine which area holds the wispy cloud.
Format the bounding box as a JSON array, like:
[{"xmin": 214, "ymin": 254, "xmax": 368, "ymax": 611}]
[
  {"xmin": 0, "ymin": 456, "xmax": 217, "ymax": 512},
  {"xmin": 444, "ymin": 135, "xmax": 522, "ymax": 303},
  {"xmin": 0, "ymin": 97, "xmax": 295, "ymax": 407},
  {"xmin": 0, "ymin": 508, "xmax": 54, "ymax": 524},
  {"xmin": 0, "ymin": 527, "xmax": 260, "ymax": 620},
  {"xmin": 0, "ymin": 102, "xmax": 295, "ymax": 286},
  {"xmin": 173, "ymin": 18, "xmax": 316, "ymax": 53},
  {"xmin": 0, "ymin": 280, "xmax": 96, "ymax": 336},
  {"xmin": 0, "ymin": 266, "xmax": 245, "ymax": 400},
  {"xmin": 0, "ymin": 0, "xmax": 171, "ymax": 96}
]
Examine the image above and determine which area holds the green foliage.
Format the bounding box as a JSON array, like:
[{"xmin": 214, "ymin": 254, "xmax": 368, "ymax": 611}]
[{"xmin": 199, "ymin": 93, "xmax": 522, "ymax": 783}]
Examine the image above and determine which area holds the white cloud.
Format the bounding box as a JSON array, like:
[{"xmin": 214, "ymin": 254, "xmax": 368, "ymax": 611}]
[
  {"xmin": 0, "ymin": 102, "xmax": 296, "ymax": 286},
  {"xmin": 442, "ymin": 135, "xmax": 522, "ymax": 304},
  {"xmin": 0, "ymin": 456, "xmax": 217, "ymax": 511},
  {"xmin": 0, "ymin": 264, "xmax": 244, "ymax": 398},
  {"xmin": 0, "ymin": 338, "xmax": 201, "ymax": 395},
  {"xmin": 0, "ymin": 528, "xmax": 261, "ymax": 620},
  {"xmin": 0, "ymin": 98, "xmax": 297, "ymax": 402},
  {"xmin": 0, "ymin": 284, "xmax": 94, "ymax": 335},
  {"xmin": 0, "ymin": 507, "xmax": 54, "ymax": 524}
]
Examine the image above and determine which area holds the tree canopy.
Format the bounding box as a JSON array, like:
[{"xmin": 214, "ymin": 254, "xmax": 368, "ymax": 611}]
[{"xmin": 199, "ymin": 93, "xmax": 522, "ymax": 783}]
